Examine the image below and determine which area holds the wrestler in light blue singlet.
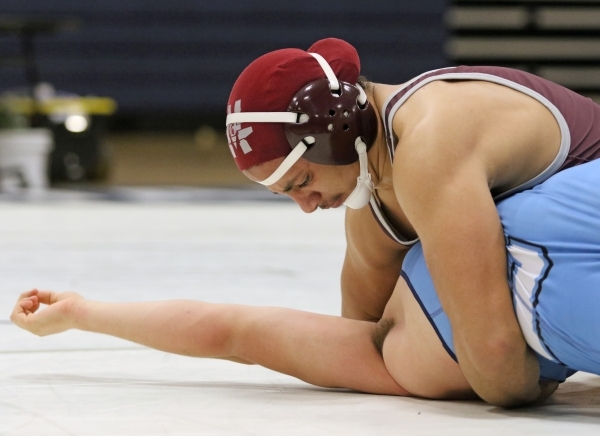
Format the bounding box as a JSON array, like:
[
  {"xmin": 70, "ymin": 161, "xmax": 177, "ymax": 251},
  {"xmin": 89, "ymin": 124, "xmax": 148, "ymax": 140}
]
[{"xmin": 402, "ymin": 159, "xmax": 600, "ymax": 382}]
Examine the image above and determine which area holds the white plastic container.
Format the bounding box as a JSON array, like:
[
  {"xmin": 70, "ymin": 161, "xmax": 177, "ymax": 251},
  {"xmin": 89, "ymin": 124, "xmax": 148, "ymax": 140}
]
[{"xmin": 0, "ymin": 128, "xmax": 53, "ymax": 191}]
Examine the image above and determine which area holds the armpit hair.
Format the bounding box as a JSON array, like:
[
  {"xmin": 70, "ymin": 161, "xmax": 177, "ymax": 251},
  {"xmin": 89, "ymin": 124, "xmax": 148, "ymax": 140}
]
[{"xmin": 371, "ymin": 318, "xmax": 396, "ymax": 356}]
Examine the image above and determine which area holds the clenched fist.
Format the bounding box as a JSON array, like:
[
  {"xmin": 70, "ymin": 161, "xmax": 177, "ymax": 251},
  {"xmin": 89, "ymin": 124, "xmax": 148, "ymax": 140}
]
[{"xmin": 11, "ymin": 289, "xmax": 84, "ymax": 336}]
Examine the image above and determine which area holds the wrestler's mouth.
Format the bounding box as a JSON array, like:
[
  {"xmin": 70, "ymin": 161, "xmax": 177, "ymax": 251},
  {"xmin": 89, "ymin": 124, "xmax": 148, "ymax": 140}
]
[
  {"xmin": 320, "ymin": 194, "xmax": 344, "ymax": 210},
  {"xmin": 331, "ymin": 195, "xmax": 344, "ymax": 208}
]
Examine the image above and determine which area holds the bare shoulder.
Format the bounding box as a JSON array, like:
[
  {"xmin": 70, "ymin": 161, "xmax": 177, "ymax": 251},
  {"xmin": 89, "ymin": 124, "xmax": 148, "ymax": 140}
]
[
  {"xmin": 394, "ymin": 80, "xmax": 496, "ymax": 148},
  {"xmin": 391, "ymin": 82, "xmax": 483, "ymax": 186},
  {"xmin": 391, "ymin": 79, "xmax": 561, "ymax": 194},
  {"xmin": 398, "ymin": 78, "xmax": 550, "ymax": 119}
]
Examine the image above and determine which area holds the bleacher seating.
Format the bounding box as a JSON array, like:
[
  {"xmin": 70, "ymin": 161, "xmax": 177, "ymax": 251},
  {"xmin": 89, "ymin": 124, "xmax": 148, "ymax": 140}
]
[{"xmin": 447, "ymin": 0, "xmax": 600, "ymax": 103}]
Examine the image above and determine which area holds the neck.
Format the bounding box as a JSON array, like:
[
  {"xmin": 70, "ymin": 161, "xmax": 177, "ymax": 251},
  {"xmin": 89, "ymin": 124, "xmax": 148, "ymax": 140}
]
[{"xmin": 364, "ymin": 82, "xmax": 390, "ymax": 188}]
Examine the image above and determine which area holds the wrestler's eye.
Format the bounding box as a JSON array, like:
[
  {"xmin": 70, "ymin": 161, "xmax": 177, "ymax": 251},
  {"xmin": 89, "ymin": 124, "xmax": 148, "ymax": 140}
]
[{"xmin": 298, "ymin": 175, "xmax": 311, "ymax": 188}]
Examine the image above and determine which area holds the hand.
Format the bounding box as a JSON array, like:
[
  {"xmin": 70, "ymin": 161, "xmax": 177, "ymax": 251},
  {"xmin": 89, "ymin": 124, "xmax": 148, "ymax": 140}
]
[{"xmin": 10, "ymin": 289, "xmax": 84, "ymax": 336}]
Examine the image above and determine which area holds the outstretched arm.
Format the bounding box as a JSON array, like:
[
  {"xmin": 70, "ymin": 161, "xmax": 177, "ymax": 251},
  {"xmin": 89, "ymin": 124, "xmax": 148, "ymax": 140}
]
[{"xmin": 11, "ymin": 290, "xmax": 408, "ymax": 396}]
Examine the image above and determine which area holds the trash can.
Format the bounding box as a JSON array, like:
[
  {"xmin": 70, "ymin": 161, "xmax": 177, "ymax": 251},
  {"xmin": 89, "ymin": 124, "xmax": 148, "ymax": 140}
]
[
  {"xmin": 5, "ymin": 94, "xmax": 117, "ymax": 182},
  {"xmin": 0, "ymin": 128, "xmax": 53, "ymax": 191}
]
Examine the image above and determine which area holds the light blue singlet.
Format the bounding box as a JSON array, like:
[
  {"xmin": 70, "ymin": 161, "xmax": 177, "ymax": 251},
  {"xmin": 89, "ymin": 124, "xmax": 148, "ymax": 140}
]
[{"xmin": 402, "ymin": 158, "xmax": 600, "ymax": 382}]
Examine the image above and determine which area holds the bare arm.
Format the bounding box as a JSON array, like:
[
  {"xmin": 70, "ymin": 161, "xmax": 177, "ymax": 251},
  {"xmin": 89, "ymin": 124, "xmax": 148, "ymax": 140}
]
[
  {"xmin": 393, "ymin": 103, "xmax": 544, "ymax": 407},
  {"xmin": 342, "ymin": 205, "xmax": 407, "ymax": 321},
  {"xmin": 11, "ymin": 290, "xmax": 408, "ymax": 396}
]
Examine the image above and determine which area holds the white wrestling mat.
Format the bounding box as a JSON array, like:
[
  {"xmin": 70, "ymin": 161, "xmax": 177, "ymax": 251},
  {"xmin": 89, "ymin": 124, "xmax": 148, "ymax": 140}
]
[{"xmin": 1, "ymin": 190, "xmax": 600, "ymax": 436}]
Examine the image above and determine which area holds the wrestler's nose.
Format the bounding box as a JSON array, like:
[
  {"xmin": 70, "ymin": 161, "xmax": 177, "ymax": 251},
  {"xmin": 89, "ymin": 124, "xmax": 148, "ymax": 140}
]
[{"xmin": 288, "ymin": 190, "xmax": 320, "ymax": 213}]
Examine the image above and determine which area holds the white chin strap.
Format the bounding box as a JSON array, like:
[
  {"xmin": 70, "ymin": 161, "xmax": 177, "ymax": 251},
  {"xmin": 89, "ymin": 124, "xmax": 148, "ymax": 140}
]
[{"xmin": 343, "ymin": 138, "xmax": 373, "ymax": 209}]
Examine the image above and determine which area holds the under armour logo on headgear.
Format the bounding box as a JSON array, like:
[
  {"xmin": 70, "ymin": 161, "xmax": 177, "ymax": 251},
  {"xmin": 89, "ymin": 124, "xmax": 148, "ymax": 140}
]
[{"xmin": 226, "ymin": 100, "xmax": 253, "ymax": 157}]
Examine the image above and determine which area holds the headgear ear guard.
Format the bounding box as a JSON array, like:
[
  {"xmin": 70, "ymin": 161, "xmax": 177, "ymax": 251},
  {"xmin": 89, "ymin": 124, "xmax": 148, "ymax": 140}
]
[{"xmin": 226, "ymin": 52, "xmax": 377, "ymax": 209}]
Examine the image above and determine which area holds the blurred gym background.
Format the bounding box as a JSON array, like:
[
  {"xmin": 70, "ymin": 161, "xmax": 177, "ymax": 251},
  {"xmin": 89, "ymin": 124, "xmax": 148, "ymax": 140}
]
[{"xmin": 0, "ymin": 0, "xmax": 598, "ymax": 193}]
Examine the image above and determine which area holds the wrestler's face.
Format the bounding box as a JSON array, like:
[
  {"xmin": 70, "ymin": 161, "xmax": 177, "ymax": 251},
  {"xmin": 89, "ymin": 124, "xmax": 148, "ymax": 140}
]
[{"xmin": 243, "ymin": 158, "xmax": 359, "ymax": 213}]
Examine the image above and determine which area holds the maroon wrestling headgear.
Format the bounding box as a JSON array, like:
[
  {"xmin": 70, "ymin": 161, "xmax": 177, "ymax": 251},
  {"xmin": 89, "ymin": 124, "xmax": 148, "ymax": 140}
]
[{"xmin": 226, "ymin": 38, "xmax": 377, "ymax": 208}]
